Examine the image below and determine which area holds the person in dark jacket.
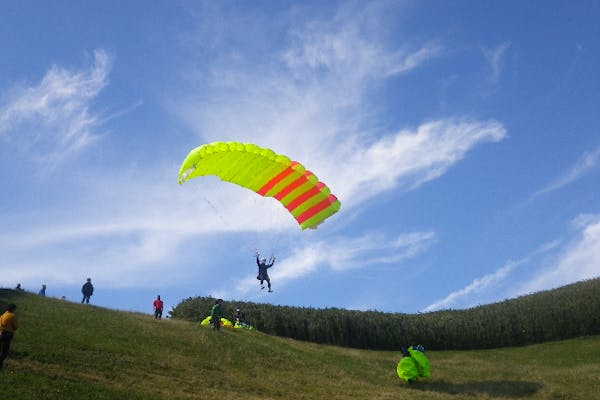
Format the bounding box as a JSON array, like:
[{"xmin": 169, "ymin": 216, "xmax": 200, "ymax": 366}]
[
  {"xmin": 211, "ymin": 299, "xmax": 223, "ymax": 331},
  {"xmin": 256, "ymin": 251, "xmax": 275, "ymax": 292},
  {"xmin": 234, "ymin": 307, "xmax": 245, "ymax": 324},
  {"xmin": 81, "ymin": 278, "xmax": 94, "ymax": 304}
]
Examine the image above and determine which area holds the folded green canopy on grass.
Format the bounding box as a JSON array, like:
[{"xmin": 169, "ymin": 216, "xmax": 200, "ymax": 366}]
[
  {"xmin": 396, "ymin": 345, "xmax": 430, "ymax": 382},
  {"xmin": 200, "ymin": 316, "xmax": 233, "ymax": 328}
]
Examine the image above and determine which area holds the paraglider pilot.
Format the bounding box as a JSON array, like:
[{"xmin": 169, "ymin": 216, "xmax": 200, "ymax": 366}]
[
  {"xmin": 234, "ymin": 307, "xmax": 245, "ymax": 324},
  {"xmin": 211, "ymin": 299, "xmax": 223, "ymax": 331},
  {"xmin": 256, "ymin": 251, "xmax": 275, "ymax": 292}
]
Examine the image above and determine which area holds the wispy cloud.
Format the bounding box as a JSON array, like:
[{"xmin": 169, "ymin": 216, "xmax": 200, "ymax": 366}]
[
  {"xmin": 233, "ymin": 230, "xmax": 436, "ymax": 295},
  {"xmin": 530, "ymin": 146, "xmax": 600, "ymax": 200},
  {"xmin": 1, "ymin": 217, "xmax": 433, "ymax": 294},
  {"xmin": 2, "ymin": 4, "xmax": 507, "ymax": 298},
  {"xmin": 335, "ymin": 119, "xmax": 506, "ymax": 207},
  {"xmin": 0, "ymin": 49, "xmax": 111, "ymax": 166},
  {"xmin": 483, "ymin": 42, "xmax": 511, "ymax": 83},
  {"xmin": 0, "ymin": 165, "xmax": 296, "ymax": 288},
  {"xmin": 424, "ymin": 213, "xmax": 600, "ymax": 312},
  {"xmin": 514, "ymin": 214, "xmax": 600, "ymax": 295},
  {"xmin": 177, "ymin": 5, "xmax": 506, "ymax": 211},
  {"xmin": 282, "ymin": 11, "xmax": 441, "ymax": 81},
  {"xmin": 423, "ymin": 240, "xmax": 560, "ymax": 312}
]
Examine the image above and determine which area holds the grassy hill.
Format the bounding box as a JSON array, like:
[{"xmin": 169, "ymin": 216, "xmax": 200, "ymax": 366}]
[{"xmin": 1, "ymin": 289, "xmax": 599, "ymax": 400}]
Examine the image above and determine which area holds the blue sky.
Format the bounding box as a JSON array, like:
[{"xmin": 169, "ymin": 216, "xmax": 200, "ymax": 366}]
[{"xmin": 1, "ymin": 1, "xmax": 599, "ymax": 316}]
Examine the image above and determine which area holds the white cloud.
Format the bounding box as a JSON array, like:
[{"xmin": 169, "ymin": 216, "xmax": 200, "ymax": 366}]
[
  {"xmin": 177, "ymin": 6, "xmax": 506, "ymax": 212},
  {"xmin": 514, "ymin": 214, "xmax": 600, "ymax": 294},
  {"xmin": 0, "ymin": 164, "xmax": 297, "ymax": 289},
  {"xmin": 530, "ymin": 146, "xmax": 600, "ymax": 199},
  {"xmin": 325, "ymin": 231, "xmax": 436, "ymax": 270},
  {"xmin": 483, "ymin": 42, "xmax": 511, "ymax": 83},
  {"xmin": 2, "ymin": 5, "xmax": 508, "ymax": 299},
  {"xmin": 334, "ymin": 118, "xmax": 506, "ymax": 207},
  {"xmin": 423, "ymin": 240, "xmax": 560, "ymax": 312},
  {"xmin": 283, "ymin": 15, "xmax": 441, "ymax": 81},
  {"xmin": 425, "ymin": 214, "xmax": 600, "ymax": 312},
  {"xmin": 0, "ymin": 49, "xmax": 111, "ymax": 166},
  {"xmin": 233, "ymin": 230, "xmax": 436, "ymax": 294}
]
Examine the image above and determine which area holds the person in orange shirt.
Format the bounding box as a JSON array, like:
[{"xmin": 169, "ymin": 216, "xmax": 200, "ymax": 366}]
[
  {"xmin": 153, "ymin": 295, "xmax": 164, "ymax": 320},
  {"xmin": 0, "ymin": 303, "xmax": 19, "ymax": 370}
]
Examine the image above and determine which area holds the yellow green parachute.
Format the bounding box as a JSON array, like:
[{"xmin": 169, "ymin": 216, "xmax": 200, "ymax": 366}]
[
  {"xmin": 234, "ymin": 321, "xmax": 254, "ymax": 330},
  {"xmin": 200, "ymin": 316, "xmax": 233, "ymax": 328},
  {"xmin": 178, "ymin": 142, "xmax": 341, "ymax": 229},
  {"xmin": 397, "ymin": 345, "xmax": 430, "ymax": 382}
]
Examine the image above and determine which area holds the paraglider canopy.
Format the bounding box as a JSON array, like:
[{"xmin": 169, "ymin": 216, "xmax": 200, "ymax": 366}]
[
  {"xmin": 178, "ymin": 141, "xmax": 341, "ymax": 229},
  {"xmin": 396, "ymin": 345, "xmax": 430, "ymax": 382},
  {"xmin": 200, "ymin": 316, "xmax": 233, "ymax": 329}
]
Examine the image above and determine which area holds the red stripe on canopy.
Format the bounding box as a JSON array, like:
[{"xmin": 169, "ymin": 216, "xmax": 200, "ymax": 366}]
[
  {"xmin": 285, "ymin": 183, "xmax": 324, "ymax": 212},
  {"xmin": 257, "ymin": 161, "xmax": 299, "ymax": 196},
  {"xmin": 274, "ymin": 171, "xmax": 315, "ymax": 201},
  {"xmin": 296, "ymin": 194, "xmax": 338, "ymax": 224}
]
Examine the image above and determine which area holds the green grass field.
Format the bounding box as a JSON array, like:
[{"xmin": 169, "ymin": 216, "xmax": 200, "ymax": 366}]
[{"xmin": 1, "ymin": 289, "xmax": 598, "ymax": 399}]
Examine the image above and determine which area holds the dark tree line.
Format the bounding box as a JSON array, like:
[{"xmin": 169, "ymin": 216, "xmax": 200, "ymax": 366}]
[{"xmin": 170, "ymin": 278, "xmax": 600, "ymax": 350}]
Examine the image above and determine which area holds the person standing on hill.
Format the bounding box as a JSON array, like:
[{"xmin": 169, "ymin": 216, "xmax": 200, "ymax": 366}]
[
  {"xmin": 211, "ymin": 299, "xmax": 223, "ymax": 331},
  {"xmin": 234, "ymin": 307, "xmax": 245, "ymax": 324},
  {"xmin": 81, "ymin": 278, "xmax": 94, "ymax": 304},
  {"xmin": 153, "ymin": 295, "xmax": 164, "ymax": 319},
  {"xmin": 38, "ymin": 284, "xmax": 46, "ymax": 297},
  {"xmin": 0, "ymin": 303, "xmax": 19, "ymax": 370}
]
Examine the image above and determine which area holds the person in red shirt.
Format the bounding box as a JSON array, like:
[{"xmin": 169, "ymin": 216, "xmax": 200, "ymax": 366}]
[{"xmin": 153, "ymin": 295, "xmax": 164, "ymax": 319}]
